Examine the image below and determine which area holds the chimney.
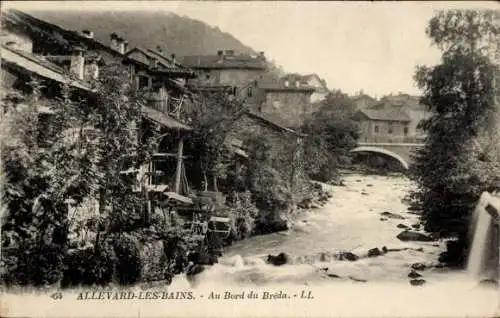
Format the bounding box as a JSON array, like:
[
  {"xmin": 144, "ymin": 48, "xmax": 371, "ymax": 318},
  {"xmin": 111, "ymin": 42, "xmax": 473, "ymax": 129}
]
[
  {"xmin": 70, "ymin": 46, "xmax": 85, "ymax": 80},
  {"xmin": 110, "ymin": 33, "xmax": 119, "ymax": 51},
  {"xmin": 81, "ymin": 30, "xmax": 94, "ymax": 39},
  {"xmin": 150, "ymin": 58, "xmax": 158, "ymax": 69},
  {"xmin": 122, "ymin": 41, "xmax": 129, "ymax": 54},
  {"xmin": 171, "ymin": 53, "xmax": 176, "ymax": 65}
]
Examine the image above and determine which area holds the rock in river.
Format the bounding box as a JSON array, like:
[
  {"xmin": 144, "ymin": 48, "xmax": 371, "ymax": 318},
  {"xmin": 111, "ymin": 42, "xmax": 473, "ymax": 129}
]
[
  {"xmin": 411, "ymin": 262, "xmax": 426, "ymax": 271},
  {"xmin": 410, "ymin": 279, "xmax": 426, "ymax": 286},
  {"xmin": 267, "ymin": 252, "xmax": 289, "ymax": 266},
  {"xmin": 339, "ymin": 251, "xmax": 359, "ymax": 261},
  {"xmin": 397, "ymin": 223, "xmax": 410, "ymax": 229},
  {"xmin": 396, "ymin": 230, "xmax": 433, "ymax": 242},
  {"xmin": 408, "ymin": 270, "xmax": 422, "ymax": 278},
  {"xmin": 367, "ymin": 248, "xmax": 382, "ymax": 257},
  {"xmin": 380, "ymin": 211, "xmax": 405, "ymax": 219}
]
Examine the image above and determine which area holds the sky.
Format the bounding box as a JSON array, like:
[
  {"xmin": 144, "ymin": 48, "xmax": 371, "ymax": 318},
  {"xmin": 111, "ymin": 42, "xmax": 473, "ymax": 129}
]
[{"xmin": 4, "ymin": 1, "xmax": 499, "ymax": 97}]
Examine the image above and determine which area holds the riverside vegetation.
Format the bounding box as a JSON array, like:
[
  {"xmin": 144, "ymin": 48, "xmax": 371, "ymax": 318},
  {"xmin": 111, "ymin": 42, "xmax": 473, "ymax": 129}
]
[{"xmin": 0, "ymin": 62, "xmax": 359, "ymax": 288}]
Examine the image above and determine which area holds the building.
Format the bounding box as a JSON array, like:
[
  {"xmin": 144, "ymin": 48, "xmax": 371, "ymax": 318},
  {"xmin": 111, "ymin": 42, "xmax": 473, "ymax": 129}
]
[
  {"xmin": 281, "ymin": 73, "xmax": 329, "ymax": 103},
  {"xmin": 245, "ymin": 76, "xmax": 315, "ymax": 128},
  {"xmin": 180, "ymin": 50, "xmax": 267, "ymax": 93},
  {"xmin": 1, "ymin": 9, "xmax": 198, "ymax": 211},
  {"xmin": 352, "ymin": 108, "xmax": 412, "ymax": 143},
  {"xmin": 370, "ymin": 94, "xmax": 431, "ymax": 141}
]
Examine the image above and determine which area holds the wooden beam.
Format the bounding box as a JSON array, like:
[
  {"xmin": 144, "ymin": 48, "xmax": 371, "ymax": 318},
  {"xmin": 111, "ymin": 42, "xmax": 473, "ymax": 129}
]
[{"xmin": 174, "ymin": 138, "xmax": 184, "ymax": 193}]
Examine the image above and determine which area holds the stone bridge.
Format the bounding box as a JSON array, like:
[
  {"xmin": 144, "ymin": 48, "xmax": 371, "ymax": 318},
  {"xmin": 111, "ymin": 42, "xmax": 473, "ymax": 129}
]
[{"xmin": 351, "ymin": 142, "xmax": 425, "ymax": 170}]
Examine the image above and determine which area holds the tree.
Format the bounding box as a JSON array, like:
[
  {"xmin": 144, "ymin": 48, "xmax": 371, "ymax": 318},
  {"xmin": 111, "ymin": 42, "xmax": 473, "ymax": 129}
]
[
  {"xmin": 410, "ymin": 9, "xmax": 500, "ymax": 266},
  {"xmin": 301, "ymin": 90, "xmax": 360, "ymax": 182},
  {"xmin": 183, "ymin": 92, "xmax": 246, "ymax": 191}
]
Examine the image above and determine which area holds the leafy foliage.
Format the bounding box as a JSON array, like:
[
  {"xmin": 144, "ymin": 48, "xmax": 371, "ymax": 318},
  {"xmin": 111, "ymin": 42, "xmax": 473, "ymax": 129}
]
[
  {"xmin": 409, "ymin": 9, "xmax": 500, "ymax": 266},
  {"xmin": 301, "ymin": 90, "xmax": 360, "ymax": 182}
]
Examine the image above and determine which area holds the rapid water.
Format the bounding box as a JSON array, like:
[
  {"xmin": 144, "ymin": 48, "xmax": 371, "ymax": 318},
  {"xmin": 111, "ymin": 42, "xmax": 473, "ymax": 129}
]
[
  {"xmin": 166, "ymin": 174, "xmax": 500, "ymax": 317},
  {"xmin": 6, "ymin": 174, "xmax": 497, "ymax": 318},
  {"xmin": 467, "ymin": 192, "xmax": 500, "ymax": 280}
]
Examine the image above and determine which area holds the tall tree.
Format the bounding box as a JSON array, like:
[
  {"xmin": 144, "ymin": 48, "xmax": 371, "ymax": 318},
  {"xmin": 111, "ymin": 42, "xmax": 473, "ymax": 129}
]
[
  {"xmin": 410, "ymin": 9, "xmax": 500, "ymax": 266},
  {"xmin": 301, "ymin": 90, "xmax": 360, "ymax": 182}
]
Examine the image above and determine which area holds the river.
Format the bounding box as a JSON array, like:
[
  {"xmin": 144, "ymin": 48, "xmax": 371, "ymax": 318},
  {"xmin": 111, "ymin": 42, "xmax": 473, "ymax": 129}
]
[{"xmin": 167, "ymin": 173, "xmax": 499, "ymax": 317}]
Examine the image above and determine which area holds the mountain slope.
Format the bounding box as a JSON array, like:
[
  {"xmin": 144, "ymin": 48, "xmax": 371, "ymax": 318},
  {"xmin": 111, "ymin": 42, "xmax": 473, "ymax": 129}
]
[{"xmin": 25, "ymin": 10, "xmax": 256, "ymax": 57}]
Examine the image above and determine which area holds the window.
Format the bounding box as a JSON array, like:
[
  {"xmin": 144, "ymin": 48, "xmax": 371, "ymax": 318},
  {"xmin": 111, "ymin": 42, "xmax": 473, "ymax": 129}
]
[
  {"xmin": 247, "ymin": 87, "xmax": 253, "ymax": 97},
  {"xmin": 388, "ymin": 123, "xmax": 393, "ymax": 134},
  {"xmin": 404, "ymin": 126, "xmax": 409, "ymax": 136},
  {"xmin": 205, "ymin": 74, "xmax": 210, "ymax": 80},
  {"xmin": 138, "ymin": 75, "xmax": 149, "ymax": 90},
  {"xmin": 374, "ymin": 125, "xmax": 379, "ymax": 133}
]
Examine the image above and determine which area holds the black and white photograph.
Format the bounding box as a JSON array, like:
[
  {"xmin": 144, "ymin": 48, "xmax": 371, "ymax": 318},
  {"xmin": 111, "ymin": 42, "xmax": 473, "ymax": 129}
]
[{"xmin": 0, "ymin": 1, "xmax": 499, "ymax": 317}]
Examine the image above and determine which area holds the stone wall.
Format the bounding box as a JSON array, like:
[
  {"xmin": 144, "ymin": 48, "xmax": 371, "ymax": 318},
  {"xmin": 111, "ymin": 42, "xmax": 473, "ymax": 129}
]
[
  {"xmin": 260, "ymin": 90, "xmax": 313, "ymax": 128},
  {"xmin": 191, "ymin": 68, "xmax": 265, "ymax": 88},
  {"xmin": 226, "ymin": 112, "xmax": 301, "ymax": 159}
]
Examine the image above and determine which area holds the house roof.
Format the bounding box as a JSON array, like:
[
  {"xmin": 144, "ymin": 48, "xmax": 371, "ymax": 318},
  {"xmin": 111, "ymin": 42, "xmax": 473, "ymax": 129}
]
[
  {"xmin": 355, "ymin": 108, "xmax": 411, "ymax": 122},
  {"xmin": 1, "ymin": 45, "xmax": 91, "ymax": 90},
  {"xmin": 256, "ymin": 76, "xmax": 315, "ymax": 93},
  {"xmin": 124, "ymin": 47, "xmax": 196, "ymax": 78},
  {"xmin": 180, "ymin": 54, "xmax": 267, "ymax": 70},
  {"xmin": 141, "ymin": 105, "xmax": 192, "ymax": 131},
  {"xmin": 3, "ymin": 9, "xmax": 124, "ymax": 57},
  {"xmin": 241, "ymin": 111, "xmax": 306, "ymax": 137}
]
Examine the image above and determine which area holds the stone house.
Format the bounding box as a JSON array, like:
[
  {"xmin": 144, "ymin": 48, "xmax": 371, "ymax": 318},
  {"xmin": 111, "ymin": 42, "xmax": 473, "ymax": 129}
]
[
  {"xmin": 180, "ymin": 50, "xmax": 267, "ymax": 94},
  {"xmin": 244, "ymin": 76, "xmax": 315, "ymax": 129},
  {"xmin": 1, "ymin": 9, "xmax": 198, "ymax": 208},
  {"xmin": 352, "ymin": 108, "xmax": 412, "ymax": 143},
  {"xmin": 281, "ymin": 73, "xmax": 329, "ymax": 103},
  {"xmin": 370, "ymin": 94, "xmax": 432, "ymax": 141}
]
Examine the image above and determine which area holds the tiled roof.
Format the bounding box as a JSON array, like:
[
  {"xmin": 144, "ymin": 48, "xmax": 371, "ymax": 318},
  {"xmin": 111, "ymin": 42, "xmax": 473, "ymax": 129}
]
[
  {"xmin": 141, "ymin": 105, "xmax": 192, "ymax": 131},
  {"xmin": 256, "ymin": 76, "xmax": 315, "ymax": 93},
  {"xmin": 125, "ymin": 47, "xmax": 196, "ymax": 78},
  {"xmin": 1, "ymin": 45, "xmax": 90, "ymax": 90},
  {"xmin": 242, "ymin": 111, "xmax": 306, "ymax": 137},
  {"xmin": 357, "ymin": 108, "xmax": 411, "ymax": 122},
  {"xmin": 180, "ymin": 54, "xmax": 266, "ymax": 70},
  {"xmin": 3, "ymin": 9, "xmax": 123, "ymax": 57}
]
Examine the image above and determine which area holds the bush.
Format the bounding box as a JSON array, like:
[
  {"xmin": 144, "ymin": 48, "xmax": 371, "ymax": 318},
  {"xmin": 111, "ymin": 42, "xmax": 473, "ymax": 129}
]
[
  {"xmin": 112, "ymin": 233, "xmax": 142, "ymax": 285},
  {"xmin": 61, "ymin": 244, "xmax": 115, "ymax": 288},
  {"xmin": 1, "ymin": 243, "xmax": 65, "ymax": 287}
]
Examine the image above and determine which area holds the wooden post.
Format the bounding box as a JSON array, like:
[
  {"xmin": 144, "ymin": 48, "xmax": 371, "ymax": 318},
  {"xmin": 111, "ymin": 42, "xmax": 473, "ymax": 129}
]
[{"xmin": 174, "ymin": 137, "xmax": 184, "ymax": 194}]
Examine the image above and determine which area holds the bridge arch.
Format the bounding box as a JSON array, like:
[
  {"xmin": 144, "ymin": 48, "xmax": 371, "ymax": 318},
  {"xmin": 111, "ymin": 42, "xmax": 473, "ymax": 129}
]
[{"xmin": 350, "ymin": 146, "xmax": 409, "ymax": 170}]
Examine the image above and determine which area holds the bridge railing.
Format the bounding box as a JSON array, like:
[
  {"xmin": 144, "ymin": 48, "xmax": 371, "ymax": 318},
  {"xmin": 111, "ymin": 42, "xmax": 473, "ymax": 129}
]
[{"xmin": 360, "ymin": 136, "xmax": 426, "ymax": 144}]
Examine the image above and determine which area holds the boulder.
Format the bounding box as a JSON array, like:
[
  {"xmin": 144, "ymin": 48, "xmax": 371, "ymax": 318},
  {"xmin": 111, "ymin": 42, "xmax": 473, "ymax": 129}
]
[
  {"xmin": 366, "ymin": 184, "xmax": 373, "ymax": 187},
  {"xmin": 380, "ymin": 218, "xmax": 388, "ymax": 221},
  {"xmin": 310, "ymin": 202, "xmax": 321, "ymax": 209},
  {"xmin": 267, "ymin": 252, "xmax": 289, "ymax": 266},
  {"xmin": 367, "ymin": 248, "xmax": 382, "ymax": 257},
  {"xmin": 397, "ymin": 223, "xmax": 410, "ymax": 229},
  {"xmin": 380, "ymin": 211, "xmax": 405, "ymax": 220},
  {"xmin": 327, "ymin": 273, "xmax": 341, "ymax": 278},
  {"xmin": 411, "ymin": 223, "xmax": 421, "ymax": 229},
  {"xmin": 408, "ymin": 270, "xmax": 422, "ymax": 278},
  {"xmin": 339, "ymin": 252, "xmax": 359, "ymax": 261},
  {"xmin": 186, "ymin": 263, "xmax": 205, "ymax": 276},
  {"xmin": 410, "ymin": 279, "xmax": 426, "ymax": 286},
  {"xmin": 397, "ymin": 230, "xmax": 433, "ymax": 242},
  {"xmin": 479, "ymin": 279, "xmax": 498, "ymax": 288},
  {"xmin": 349, "ymin": 276, "xmax": 367, "ymax": 283},
  {"xmin": 381, "ymin": 246, "xmax": 388, "ymax": 254},
  {"xmin": 411, "ymin": 262, "xmax": 426, "ymax": 271},
  {"xmin": 361, "ymin": 192, "xmax": 369, "ymax": 196}
]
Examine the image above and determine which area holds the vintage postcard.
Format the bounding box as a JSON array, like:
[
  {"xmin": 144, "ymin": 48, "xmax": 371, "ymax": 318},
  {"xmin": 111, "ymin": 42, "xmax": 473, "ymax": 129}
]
[{"xmin": 0, "ymin": 1, "xmax": 499, "ymax": 317}]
